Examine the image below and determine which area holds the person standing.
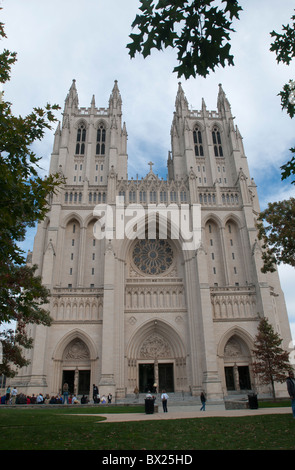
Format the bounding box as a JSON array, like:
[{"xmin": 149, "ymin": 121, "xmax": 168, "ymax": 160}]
[
  {"xmin": 62, "ymin": 382, "xmax": 69, "ymax": 404},
  {"xmin": 11, "ymin": 386, "xmax": 17, "ymax": 404},
  {"xmin": 200, "ymin": 391, "xmax": 206, "ymax": 411},
  {"xmin": 161, "ymin": 390, "xmax": 169, "ymax": 413},
  {"xmin": 5, "ymin": 385, "xmax": 11, "ymax": 404},
  {"xmin": 286, "ymin": 370, "xmax": 295, "ymax": 417},
  {"xmin": 93, "ymin": 384, "xmax": 99, "ymax": 403}
]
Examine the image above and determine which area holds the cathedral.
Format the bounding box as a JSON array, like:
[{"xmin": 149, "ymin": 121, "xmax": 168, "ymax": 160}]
[{"xmin": 17, "ymin": 80, "xmax": 292, "ymax": 402}]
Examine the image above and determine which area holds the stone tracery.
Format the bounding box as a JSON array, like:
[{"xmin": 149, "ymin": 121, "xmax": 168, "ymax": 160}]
[{"xmin": 132, "ymin": 239, "xmax": 173, "ymax": 275}]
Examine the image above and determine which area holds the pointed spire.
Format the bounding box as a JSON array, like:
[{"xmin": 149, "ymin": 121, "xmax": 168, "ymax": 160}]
[
  {"xmin": 109, "ymin": 80, "xmax": 122, "ymax": 114},
  {"xmin": 112, "ymin": 79, "xmax": 120, "ymax": 95},
  {"xmin": 122, "ymin": 121, "xmax": 128, "ymax": 136},
  {"xmin": 54, "ymin": 121, "xmax": 61, "ymax": 136},
  {"xmin": 64, "ymin": 79, "xmax": 79, "ymax": 113},
  {"xmin": 217, "ymin": 83, "xmax": 231, "ymax": 116},
  {"xmin": 90, "ymin": 94, "xmax": 96, "ymax": 114},
  {"xmin": 175, "ymin": 82, "xmax": 189, "ymax": 115},
  {"xmin": 217, "ymin": 83, "xmax": 225, "ymax": 100},
  {"xmin": 53, "ymin": 121, "xmax": 61, "ymax": 153}
]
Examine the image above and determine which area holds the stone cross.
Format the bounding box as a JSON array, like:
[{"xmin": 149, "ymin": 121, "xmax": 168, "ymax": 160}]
[{"xmin": 148, "ymin": 161, "xmax": 154, "ymax": 172}]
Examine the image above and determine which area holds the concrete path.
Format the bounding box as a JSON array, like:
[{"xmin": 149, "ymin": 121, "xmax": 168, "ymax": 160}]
[{"xmin": 74, "ymin": 405, "xmax": 293, "ymax": 423}]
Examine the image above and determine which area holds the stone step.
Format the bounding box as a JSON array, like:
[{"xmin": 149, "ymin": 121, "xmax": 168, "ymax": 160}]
[{"xmin": 116, "ymin": 392, "xmax": 202, "ymax": 406}]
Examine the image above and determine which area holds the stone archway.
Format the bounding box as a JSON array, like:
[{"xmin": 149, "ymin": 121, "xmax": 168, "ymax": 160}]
[
  {"xmin": 138, "ymin": 332, "xmax": 174, "ymax": 393},
  {"xmin": 52, "ymin": 329, "xmax": 98, "ymax": 396},
  {"xmin": 126, "ymin": 320, "xmax": 187, "ymax": 394},
  {"xmin": 219, "ymin": 331, "xmax": 254, "ymax": 393},
  {"xmin": 61, "ymin": 338, "xmax": 91, "ymax": 395}
]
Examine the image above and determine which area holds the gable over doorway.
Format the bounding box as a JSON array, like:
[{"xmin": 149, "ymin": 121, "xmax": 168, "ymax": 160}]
[{"xmin": 127, "ymin": 319, "xmax": 187, "ymax": 394}]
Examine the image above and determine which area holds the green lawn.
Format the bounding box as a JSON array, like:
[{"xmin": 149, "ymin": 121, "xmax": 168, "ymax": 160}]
[{"xmin": 0, "ymin": 405, "xmax": 294, "ymax": 450}]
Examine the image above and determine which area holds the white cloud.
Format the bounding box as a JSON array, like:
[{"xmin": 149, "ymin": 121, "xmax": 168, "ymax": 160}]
[{"xmin": 2, "ymin": 0, "xmax": 295, "ymax": 338}]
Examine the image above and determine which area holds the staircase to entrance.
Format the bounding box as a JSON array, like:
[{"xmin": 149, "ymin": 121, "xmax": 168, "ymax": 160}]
[{"xmin": 116, "ymin": 391, "xmax": 202, "ymax": 407}]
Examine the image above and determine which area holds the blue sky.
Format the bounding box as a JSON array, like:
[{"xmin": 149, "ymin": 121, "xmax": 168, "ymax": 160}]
[{"xmin": 1, "ymin": 0, "xmax": 295, "ymax": 339}]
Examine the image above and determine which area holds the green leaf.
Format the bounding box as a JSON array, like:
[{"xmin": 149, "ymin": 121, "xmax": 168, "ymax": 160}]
[{"xmin": 127, "ymin": 0, "xmax": 242, "ymax": 78}]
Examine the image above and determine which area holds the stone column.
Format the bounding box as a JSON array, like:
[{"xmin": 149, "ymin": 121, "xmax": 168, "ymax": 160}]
[
  {"xmin": 183, "ymin": 252, "xmax": 203, "ymax": 395},
  {"xmin": 26, "ymin": 324, "xmax": 49, "ymax": 393},
  {"xmin": 98, "ymin": 240, "xmax": 116, "ymax": 397},
  {"xmin": 194, "ymin": 244, "xmax": 224, "ymax": 401},
  {"xmin": 77, "ymin": 226, "xmax": 86, "ymax": 287}
]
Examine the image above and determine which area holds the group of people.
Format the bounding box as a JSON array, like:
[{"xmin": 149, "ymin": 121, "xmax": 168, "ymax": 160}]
[
  {"xmin": 2, "ymin": 387, "xmax": 68, "ymax": 405},
  {"xmin": 92, "ymin": 384, "xmax": 112, "ymax": 404},
  {"xmin": 5, "ymin": 372, "xmax": 295, "ymax": 413},
  {"xmin": 3, "ymin": 386, "xmax": 18, "ymax": 404},
  {"xmin": 145, "ymin": 389, "xmax": 170, "ymax": 413},
  {"xmin": 2, "ymin": 383, "xmax": 96, "ymax": 406},
  {"xmin": 144, "ymin": 388, "xmax": 207, "ymax": 413}
]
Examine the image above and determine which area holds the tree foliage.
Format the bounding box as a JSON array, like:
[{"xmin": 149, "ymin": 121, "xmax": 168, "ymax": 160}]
[
  {"xmin": 127, "ymin": 0, "xmax": 242, "ymax": 79},
  {"xmin": 128, "ymin": 3, "xmax": 295, "ymax": 182},
  {"xmin": 128, "ymin": 4, "xmax": 295, "ymax": 272},
  {"xmin": 257, "ymin": 198, "xmax": 295, "ymax": 273},
  {"xmin": 252, "ymin": 318, "xmax": 291, "ymax": 399},
  {"xmin": 270, "ymin": 13, "xmax": 295, "ymax": 183},
  {"xmin": 0, "ymin": 12, "xmax": 63, "ymax": 377}
]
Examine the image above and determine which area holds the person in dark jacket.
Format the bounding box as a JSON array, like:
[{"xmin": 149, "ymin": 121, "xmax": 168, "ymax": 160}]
[
  {"xmin": 286, "ymin": 370, "xmax": 295, "ymax": 417},
  {"xmin": 200, "ymin": 392, "xmax": 206, "ymax": 411}
]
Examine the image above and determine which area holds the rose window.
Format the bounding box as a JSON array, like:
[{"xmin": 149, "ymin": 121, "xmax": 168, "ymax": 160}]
[{"xmin": 132, "ymin": 239, "xmax": 173, "ymax": 275}]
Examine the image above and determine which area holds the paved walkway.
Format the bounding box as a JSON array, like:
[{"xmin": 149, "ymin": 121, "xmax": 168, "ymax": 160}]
[{"xmin": 75, "ymin": 405, "xmax": 293, "ymax": 423}]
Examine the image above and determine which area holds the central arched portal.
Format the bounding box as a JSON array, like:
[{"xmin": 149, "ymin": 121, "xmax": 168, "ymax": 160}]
[
  {"xmin": 62, "ymin": 338, "xmax": 91, "ymax": 395},
  {"xmin": 127, "ymin": 320, "xmax": 187, "ymax": 394}
]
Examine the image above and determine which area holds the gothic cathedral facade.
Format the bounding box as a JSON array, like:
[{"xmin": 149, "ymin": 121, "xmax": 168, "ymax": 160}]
[{"xmin": 18, "ymin": 80, "xmax": 292, "ymax": 401}]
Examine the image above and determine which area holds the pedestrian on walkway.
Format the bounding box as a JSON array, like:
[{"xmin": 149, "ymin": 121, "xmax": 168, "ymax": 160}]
[
  {"xmin": 200, "ymin": 391, "xmax": 206, "ymax": 411},
  {"xmin": 161, "ymin": 390, "xmax": 169, "ymax": 412}
]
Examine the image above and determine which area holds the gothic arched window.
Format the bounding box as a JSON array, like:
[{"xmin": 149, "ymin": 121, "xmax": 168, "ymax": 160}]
[
  {"xmin": 193, "ymin": 127, "xmax": 204, "ymax": 157},
  {"xmin": 212, "ymin": 126, "xmax": 223, "ymax": 157},
  {"xmin": 139, "ymin": 191, "xmax": 146, "ymax": 203},
  {"xmin": 76, "ymin": 123, "xmax": 86, "ymax": 155},
  {"xmin": 96, "ymin": 124, "xmax": 106, "ymax": 155}
]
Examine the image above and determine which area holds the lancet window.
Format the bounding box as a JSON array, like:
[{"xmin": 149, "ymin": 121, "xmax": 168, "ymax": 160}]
[
  {"xmin": 75, "ymin": 123, "xmax": 86, "ymax": 155},
  {"xmin": 212, "ymin": 126, "xmax": 223, "ymax": 157},
  {"xmin": 96, "ymin": 124, "xmax": 106, "ymax": 155},
  {"xmin": 193, "ymin": 127, "xmax": 204, "ymax": 157},
  {"xmin": 139, "ymin": 191, "xmax": 146, "ymax": 203}
]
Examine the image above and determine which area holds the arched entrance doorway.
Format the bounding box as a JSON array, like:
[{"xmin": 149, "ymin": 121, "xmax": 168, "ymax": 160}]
[
  {"xmin": 61, "ymin": 338, "xmax": 91, "ymax": 395},
  {"xmin": 127, "ymin": 320, "xmax": 187, "ymax": 394},
  {"xmin": 138, "ymin": 333, "xmax": 175, "ymax": 393},
  {"xmin": 222, "ymin": 334, "xmax": 253, "ymax": 392},
  {"xmin": 52, "ymin": 330, "xmax": 99, "ymax": 397}
]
